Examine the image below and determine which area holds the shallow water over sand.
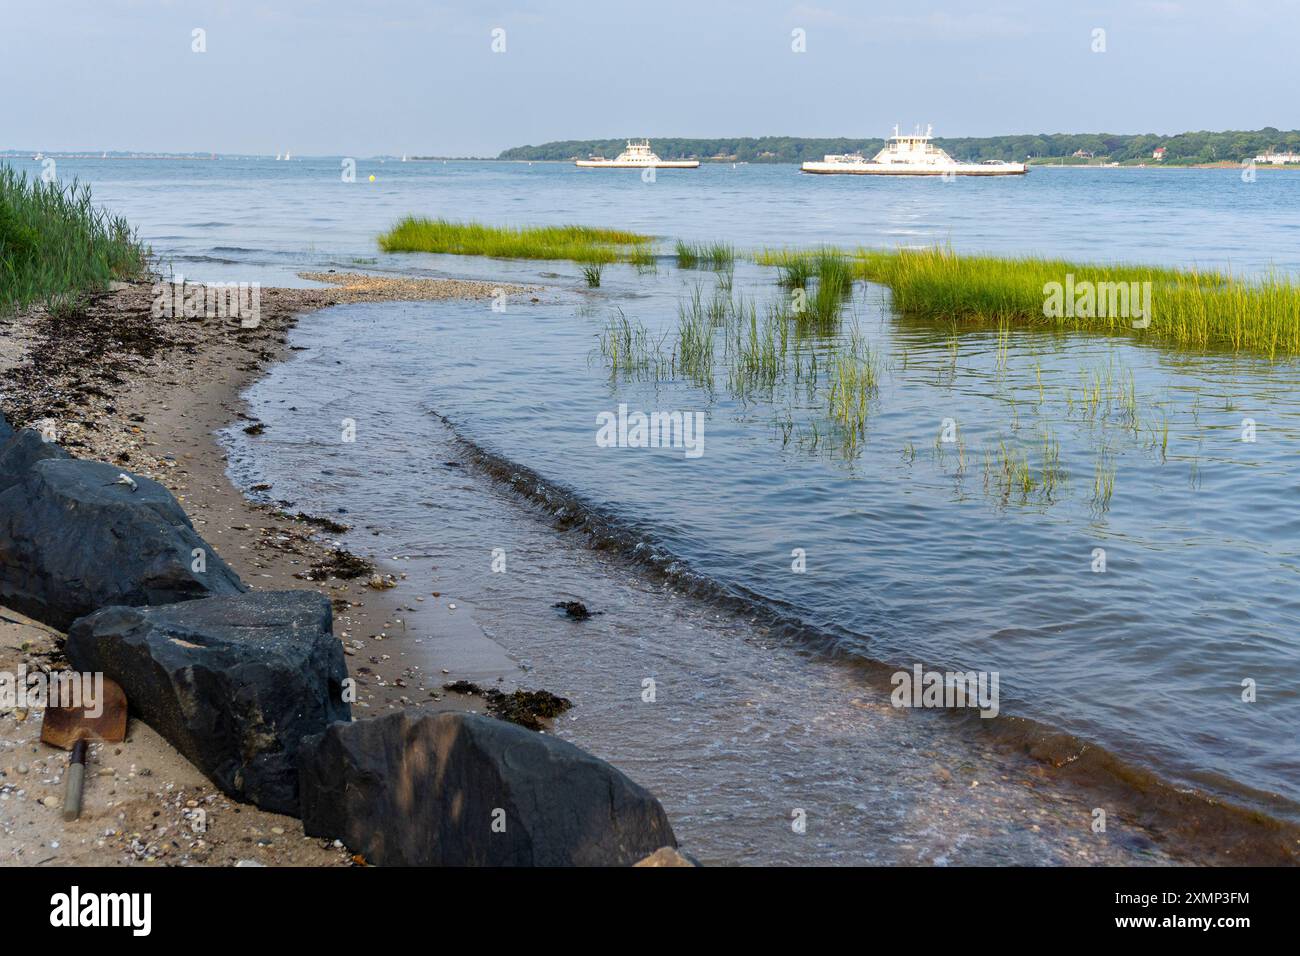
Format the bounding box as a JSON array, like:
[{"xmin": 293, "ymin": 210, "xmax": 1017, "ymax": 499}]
[{"xmin": 224, "ymin": 301, "xmax": 1186, "ymax": 864}]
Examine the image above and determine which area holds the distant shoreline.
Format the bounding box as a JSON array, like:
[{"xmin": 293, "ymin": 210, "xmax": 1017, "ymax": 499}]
[{"xmin": 6, "ymin": 153, "xmax": 1299, "ymax": 172}]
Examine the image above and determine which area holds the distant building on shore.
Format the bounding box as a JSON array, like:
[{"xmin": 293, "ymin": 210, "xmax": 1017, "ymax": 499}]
[
  {"xmin": 1152, "ymin": 147, "xmax": 1167, "ymax": 161},
  {"xmin": 1254, "ymin": 150, "xmax": 1300, "ymax": 165}
]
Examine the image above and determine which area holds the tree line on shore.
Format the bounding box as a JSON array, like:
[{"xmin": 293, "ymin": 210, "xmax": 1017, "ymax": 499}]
[{"xmin": 498, "ymin": 129, "xmax": 1300, "ymax": 166}]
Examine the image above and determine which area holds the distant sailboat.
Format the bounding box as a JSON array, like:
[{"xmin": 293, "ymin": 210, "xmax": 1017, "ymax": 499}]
[
  {"xmin": 275, "ymin": 151, "xmax": 282, "ymax": 161},
  {"xmin": 285, "ymin": 150, "xmax": 292, "ymax": 161},
  {"xmin": 401, "ymin": 153, "xmax": 408, "ymax": 162}
]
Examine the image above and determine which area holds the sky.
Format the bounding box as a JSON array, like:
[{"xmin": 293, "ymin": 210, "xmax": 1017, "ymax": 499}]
[{"xmin": 2, "ymin": 0, "xmax": 1297, "ymax": 156}]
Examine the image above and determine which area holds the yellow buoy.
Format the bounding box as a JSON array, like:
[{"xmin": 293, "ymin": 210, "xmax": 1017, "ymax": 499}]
[{"xmin": 368, "ymin": 174, "xmax": 376, "ymax": 182}]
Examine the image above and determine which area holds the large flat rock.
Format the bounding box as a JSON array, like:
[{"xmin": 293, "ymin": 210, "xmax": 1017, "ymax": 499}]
[
  {"xmin": 299, "ymin": 711, "xmax": 678, "ymax": 866},
  {"xmin": 66, "ymin": 591, "xmax": 351, "ymax": 815}
]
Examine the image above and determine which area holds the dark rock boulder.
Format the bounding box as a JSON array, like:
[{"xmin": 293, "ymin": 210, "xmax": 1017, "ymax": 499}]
[
  {"xmin": 0, "ymin": 424, "xmax": 71, "ymax": 494},
  {"xmin": 299, "ymin": 711, "xmax": 677, "ymax": 866},
  {"xmin": 0, "ymin": 458, "xmax": 244, "ymax": 629},
  {"xmin": 66, "ymin": 591, "xmax": 351, "ymax": 815}
]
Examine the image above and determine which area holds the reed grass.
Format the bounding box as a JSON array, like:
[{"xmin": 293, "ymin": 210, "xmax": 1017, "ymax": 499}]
[
  {"xmin": 758, "ymin": 245, "xmax": 1300, "ymax": 359},
  {"xmin": 675, "ymin": 291, "xmax": 716, "ymax": 386},
  {"xmin": 761, "ymin": 245, "xmax": 1300, "ymax": 360},
  {"xmin": 598, "ymin": 310, "xmax": 668, "ymax": 377},
  {"xmin": 582, "ymin": 263, "xmax": 603, "ymax": 287},
  {"xmin": 378, "ymin": 216, "xmax": 653, "ymax": 264},
  {"xmin": 675, "ymin": 240, "xmax": 735, "ymax": 271},
  {"xmin": 826, "ymin": 335, "xmax": 881, "ymax": 443},
  {"xmin": 628, "ymin": 245, "xmax": 658, "ymax": 273},
  {"xmin": 0, "ymin": 165, "xmax": 150, "ymax": 313},
  {"xmin": 727, "ymin": 300, "xmax": 786, "ymax": 394},
  {"xmin": 1092, "ymin": 452, "xmax": 1117, "ymax": 512},
  {"xmin": 761, "ymin": 247, "xmax": 856, "ymax": 329}
]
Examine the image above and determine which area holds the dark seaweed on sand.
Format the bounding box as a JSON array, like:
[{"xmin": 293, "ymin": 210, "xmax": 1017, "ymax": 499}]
[{"xmin": 441, "ymin": 680, "xmax": 573, "ymax": 731}]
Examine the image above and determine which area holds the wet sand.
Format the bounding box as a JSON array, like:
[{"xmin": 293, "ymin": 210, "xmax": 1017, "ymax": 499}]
[{"xmin": 0, "ymin": 276, "xmax": 531, "ymax": 866}]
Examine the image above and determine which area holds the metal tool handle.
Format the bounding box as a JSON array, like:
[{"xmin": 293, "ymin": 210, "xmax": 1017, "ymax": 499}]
[{"xmin": 63, "ymin": 738, "xmax": 86, "ymax": 822}]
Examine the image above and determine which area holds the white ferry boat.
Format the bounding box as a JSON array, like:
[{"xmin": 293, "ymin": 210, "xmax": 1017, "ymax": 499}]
[
  {"xmin": 802, "ymin": 125, "xmax": 1027, "ymax": 176},
  {"xmin": 576, "ymin": 140, "xmax": 699, "ymax": 169}
]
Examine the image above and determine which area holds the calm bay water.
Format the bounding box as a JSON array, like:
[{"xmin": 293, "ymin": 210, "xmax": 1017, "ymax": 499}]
[
  {"xmin": 12, "ymin": 155, "xmax": 1300, "ymax": 279},
  {"xmin": 16, "ymin": 157, "xmax": 1299, "ymax": 853}
]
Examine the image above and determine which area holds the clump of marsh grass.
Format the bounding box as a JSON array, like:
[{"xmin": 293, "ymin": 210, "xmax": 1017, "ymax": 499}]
[
  {"xmin": 983, "ymin": 439, "xmax": 1037, "ymax": 501},
  {"xmin": 675, "ymin": 239, "xmax": 698, "ymax": 269},
  {"xmin": 850, "ymin": 245, "xmax": 1300, "ymax": 359},
  {"xmin": 772, "ymin": 254, "xmax": 816, "ymax": 290},
  {"xmin": 628, "ymin": 245, "xmax": 658, "ymax": 274},
  {"xmin": 378, "ymin": 216, "xmax": 653, "ymax": 264},
  {"xmin": 675, "ymin": 290, "xmax": 717, "ymax": 387},
  {"xmin": 1092, "ymin": 451, "xmax": 1117, "ymax": 513},
  {"xmin": 676, "ymin": 240, "xmax": 735, "ymax": 271},
  {"xmin": 0, "ymin": 164, "xmax": 150, "ymax": 314},
  {"xmin": 726, "ymin": 299, "xmax": 788, "ymax": 395},
  {"xmin": 765, "ymin": 248, "xmax": 856, "ymax": 330},
  {"xmin": 825, "ymin": 334, "xmax": 882, "ymax": 447},
  {"xmin": 582, "ymin": 263, "xmax": 603, "ymax": 287},
  {"xmin": 597, "ymin": 309, "xmax": 668, "ymax": 378}
]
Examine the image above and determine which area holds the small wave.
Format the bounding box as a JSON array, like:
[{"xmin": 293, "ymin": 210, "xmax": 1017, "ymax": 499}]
[
  {"xmin": 434, "ymin": 409, "xmax": 1300, "ymax": 863},
  {"xmin": 173, "ymin": 254, "xmax": 243, "ymax": 265}
]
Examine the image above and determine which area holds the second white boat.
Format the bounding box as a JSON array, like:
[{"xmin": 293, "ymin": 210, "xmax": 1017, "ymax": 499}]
[
  {"xmin": 802, "ymin": 125, "xmax": 1027, "ymax": 176},
  {"xmin": 576, "ymin": 139, "xmax": 700, "ymax": 169}
]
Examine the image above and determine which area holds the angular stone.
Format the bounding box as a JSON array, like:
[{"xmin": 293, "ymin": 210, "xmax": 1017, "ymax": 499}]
[
  {"xmin": 0, "ymin": 458, "xmax": 244, "ymax": 629},
  {"xmin": 66, "ymin": 591, "xmax": 350, "ymax": 814},
  {"xmin": 0, "ymin": 423, "xmax": 70, "ymax": 494},
  {"xmin": 299, "ymin": 711, "xmax": 677, "ymax": 866}
]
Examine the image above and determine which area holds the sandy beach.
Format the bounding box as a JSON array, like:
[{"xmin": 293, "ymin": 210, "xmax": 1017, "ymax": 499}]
[{"xmin": 0, "ymin": 275, "xmax": 537, "ymax": 866}]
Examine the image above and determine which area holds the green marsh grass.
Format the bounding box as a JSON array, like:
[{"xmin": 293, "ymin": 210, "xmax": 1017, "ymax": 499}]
[
  {"xmin": 726, "ymin": 299, "xmax": 786, "ymax": 395},
  {"xmin": 0, "ymin": 165, "xmax": 150, "ymax": 313},
  {"xmin": 759, "ymin": 244, "xmax": 1300, "ymax": 358},
  {"xmin": 675, "ymin": 240, "xmax": 735, "ymax": 271},
  {"xmin": 582, "ymin": 263, "xmax": 603, "ymax": 287},
  {"xmin": 675, "ymin": 291, "xmax": 717, "ymax": 387},
  {"xmin": 1092, "ymin": 452, "xmax": 1118, "ymax": 513},
  {"xmin": 628, "ymin": 245, "xmax": 658, "ymax": 273},
  {"xmin": 759, "ymin": 248, "xmax": 857, "ymax": 330},
  {"xmin": 598, "ymin": 310, "xmax": 668, "ymax": 378},
  {"xmin": 379, "ymin": 216, "xmax": 653, "ymax": 264},
  {"xmin": 868, "ymin": 246, "xmax": 1300, "ymax": 358},
  {"xmin": 826, "ymin": 335, "xmax": 881, "ymax": 450}
]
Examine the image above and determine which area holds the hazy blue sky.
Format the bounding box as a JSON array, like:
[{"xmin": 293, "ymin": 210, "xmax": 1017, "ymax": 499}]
[{"xmin": 3, "ymin": 0, "xmax": 1296, "ymax": 155}]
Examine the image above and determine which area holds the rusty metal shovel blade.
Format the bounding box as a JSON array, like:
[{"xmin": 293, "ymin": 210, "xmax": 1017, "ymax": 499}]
[
  {"xmin": 39, "ymin": 676, "xmax": 127, "ymax": 821},
  {"xmin": 40, "ymin": 676, "xmax": 127, "ymax": 749}
]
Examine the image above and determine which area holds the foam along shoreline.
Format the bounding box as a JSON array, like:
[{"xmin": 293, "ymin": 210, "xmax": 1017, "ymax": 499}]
[{"xmin": 0, "ymin": 277, "xmax": 680, "ymax": 867}]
